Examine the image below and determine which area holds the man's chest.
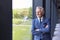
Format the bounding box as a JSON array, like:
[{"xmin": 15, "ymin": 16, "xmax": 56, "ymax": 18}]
[{"xmin": 34, "ymin": 19, "xmax": 47, "ymax": 29}]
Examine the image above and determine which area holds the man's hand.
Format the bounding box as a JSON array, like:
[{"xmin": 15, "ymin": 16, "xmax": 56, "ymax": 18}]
[{"xmin": 35, "ymin": 29, "xmax": 40, "ymax": 31}]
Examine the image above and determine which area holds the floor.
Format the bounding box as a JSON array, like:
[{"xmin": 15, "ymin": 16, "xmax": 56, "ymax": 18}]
[{"xmin": 52, "ymin": 23, "xmax": 60, "ymax": 40}]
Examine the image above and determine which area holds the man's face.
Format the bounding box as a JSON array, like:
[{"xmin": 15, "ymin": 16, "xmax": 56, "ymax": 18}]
[{"xmin": 36, "ymin": 8, "xmax": 44, "ymax": 18}]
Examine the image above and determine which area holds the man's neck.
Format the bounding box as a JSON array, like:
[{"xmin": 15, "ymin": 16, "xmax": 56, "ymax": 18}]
[
  {"xmin": 37, "ymin": 16, "xmax": 43, "ymax": 22},
  {"xmin": 38, "ymin": 16, "xmax": 43, "ymax": 19}
]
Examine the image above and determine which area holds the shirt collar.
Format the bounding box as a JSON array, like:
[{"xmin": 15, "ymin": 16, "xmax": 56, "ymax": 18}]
[{"xmin": 37, "ymin": 16, "xmax": 43, "ymax": 22}]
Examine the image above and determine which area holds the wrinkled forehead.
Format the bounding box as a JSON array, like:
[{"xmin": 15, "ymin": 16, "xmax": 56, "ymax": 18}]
[{"xmin": 36, "ymin": 6, "xmax": 44, "ymax": 12}]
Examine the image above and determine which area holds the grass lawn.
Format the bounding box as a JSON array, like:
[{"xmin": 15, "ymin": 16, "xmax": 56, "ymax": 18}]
[
  {"xmin": 13, "ymin": 25, "xmax": 32, "ymax": 40},
  {"xmin": 12, "ymin": 18, "xmax": 32, "ymax": 40}
]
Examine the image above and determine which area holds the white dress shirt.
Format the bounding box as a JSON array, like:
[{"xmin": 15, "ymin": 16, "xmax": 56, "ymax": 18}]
[{"xmin": 37, "ymin": 17, "xmax": 43, "ymax": 22}]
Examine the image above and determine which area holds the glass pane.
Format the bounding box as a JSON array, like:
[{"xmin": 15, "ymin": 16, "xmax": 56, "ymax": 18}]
[{"xmin": 12, "ymin": 0, "xmax": 32, "ymax": 40}]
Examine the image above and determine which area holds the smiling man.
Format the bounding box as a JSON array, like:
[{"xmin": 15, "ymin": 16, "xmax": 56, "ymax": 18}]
[{"xmin": 31, "ymin": 6, "xmax": 51, "ymax": 40}]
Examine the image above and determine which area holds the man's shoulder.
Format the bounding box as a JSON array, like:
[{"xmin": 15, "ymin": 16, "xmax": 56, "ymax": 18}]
[
  {"xmin": 32, "ymin": 18, "xmax": 38, "ymax": 22},
  {"xmin": 43, "ymin": 17, "xmax": 50, "ymax": 22},
  {"xmin": 44, "ymin": 17, "xmax": 50, "ymax": 20},
  {"xmin": 32, "ymin": 18, "xmax": 37, "ymax": 20}
]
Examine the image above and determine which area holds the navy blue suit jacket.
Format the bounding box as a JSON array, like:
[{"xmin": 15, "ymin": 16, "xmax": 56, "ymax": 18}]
[{"xmin": 31, "ymin": 17, "xmax": 51, "ymax": 40}]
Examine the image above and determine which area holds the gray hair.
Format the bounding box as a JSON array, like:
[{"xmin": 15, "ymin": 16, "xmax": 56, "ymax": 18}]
[
  {"xmin": 36, "ymin": 6, "xmax": 44, "ymax": 10},
  {"xmin": 36, "ymin": 6, "xmax": 44, "ymax": 13}
]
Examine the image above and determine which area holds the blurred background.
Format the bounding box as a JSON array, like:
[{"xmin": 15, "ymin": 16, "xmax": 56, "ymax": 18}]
[{"xmin": 12, "ymin": 0, "xmax": 32, "ymax": 40}]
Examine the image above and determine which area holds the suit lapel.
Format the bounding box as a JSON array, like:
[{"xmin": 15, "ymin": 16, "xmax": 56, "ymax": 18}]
[
  {"xmin": 36, "ymin": 18, "xmax": 40, "ymax": 24},
  {"xmin": 42, "ymin": 17, "xmax": 45, "ymax": 23},
  {"xmin": 36, "ymin": 17, "xmax": 45, "ymax": 24}
]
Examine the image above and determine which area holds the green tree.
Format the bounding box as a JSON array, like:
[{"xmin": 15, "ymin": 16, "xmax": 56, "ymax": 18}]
[{"xmin": 28, "ymin": 7, "xmax": 32, "ymax": 19}]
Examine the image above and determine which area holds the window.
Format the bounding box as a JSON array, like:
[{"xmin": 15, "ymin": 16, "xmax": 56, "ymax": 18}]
[{"xmin": 12, "ymin": 0, "xmax": 32, "ymax": 40}]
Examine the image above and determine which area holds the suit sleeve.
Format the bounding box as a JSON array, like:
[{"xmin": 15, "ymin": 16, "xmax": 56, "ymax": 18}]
[
  {"xmin": 31, "ymin": 19, "xmax": 40, "ymax": 35},
  {"xmin": 39, "ymin": 18, "xmax": 50, "ymax": 33}
]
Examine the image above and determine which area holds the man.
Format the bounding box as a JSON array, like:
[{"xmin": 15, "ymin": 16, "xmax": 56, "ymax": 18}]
[{"xmin": 31, "ymin": 6, "xmax": 51, "ymax": 40}]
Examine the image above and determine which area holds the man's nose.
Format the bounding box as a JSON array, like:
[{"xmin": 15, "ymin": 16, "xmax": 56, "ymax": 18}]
[{"xmin": 39, "ymin": 13, "xmax": 41, "ymax": 14}]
